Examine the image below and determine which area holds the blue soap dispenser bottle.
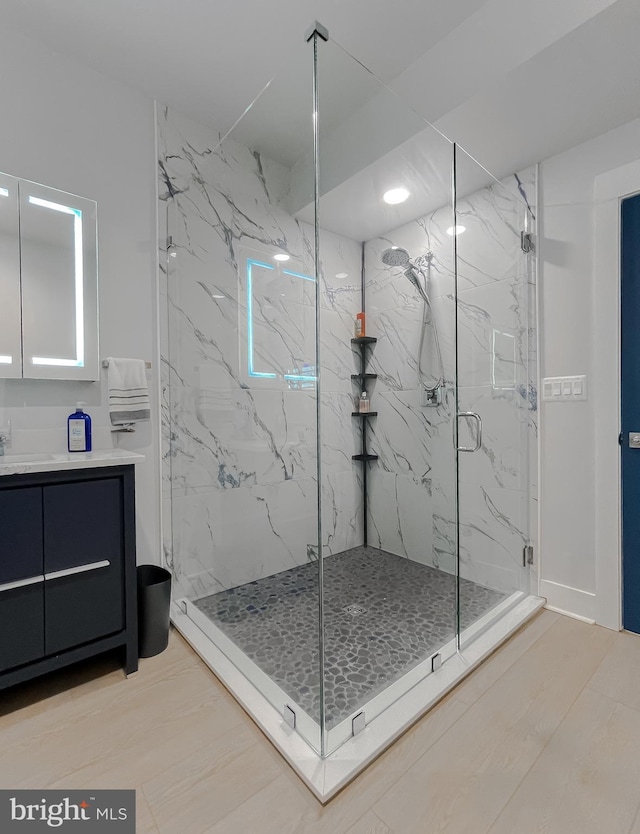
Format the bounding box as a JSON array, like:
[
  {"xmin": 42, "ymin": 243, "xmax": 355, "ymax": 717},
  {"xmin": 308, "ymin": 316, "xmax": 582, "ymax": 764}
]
[{"xmin": 67, "ymin": 403, "xmax": 92, "ymax": 453}]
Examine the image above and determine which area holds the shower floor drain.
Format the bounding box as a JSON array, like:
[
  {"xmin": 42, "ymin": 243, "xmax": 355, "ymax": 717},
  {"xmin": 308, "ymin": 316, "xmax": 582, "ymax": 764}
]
[{"xmin": 343, "ymin": 604, "xmax": 366, "ymax": 616}]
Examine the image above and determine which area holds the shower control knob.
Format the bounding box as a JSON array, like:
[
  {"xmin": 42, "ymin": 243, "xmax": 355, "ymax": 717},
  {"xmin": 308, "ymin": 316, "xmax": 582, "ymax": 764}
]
[{"xmin": 629, "ymin": 433, "xmax": 640, "ymax": 449}]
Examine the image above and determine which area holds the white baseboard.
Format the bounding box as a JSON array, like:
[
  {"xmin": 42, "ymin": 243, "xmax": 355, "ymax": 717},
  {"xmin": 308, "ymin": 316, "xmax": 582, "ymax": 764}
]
[{"xmin": 540, "ymin": 578, "xmax": 596, "ymax": 623}]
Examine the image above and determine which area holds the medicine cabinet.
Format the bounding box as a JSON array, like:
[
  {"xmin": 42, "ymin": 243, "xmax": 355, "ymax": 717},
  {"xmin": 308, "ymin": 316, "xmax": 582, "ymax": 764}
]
[{"xmin": 0, "ymin": 171, "xmax": 98, "ymax": 381}]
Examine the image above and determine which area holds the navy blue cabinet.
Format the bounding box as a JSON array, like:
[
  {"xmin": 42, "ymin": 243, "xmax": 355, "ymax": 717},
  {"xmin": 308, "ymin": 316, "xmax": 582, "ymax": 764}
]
[
  {"xmin": 44, "ymin": 479, "xmax": 125, "ymax": 654},
  {"xmin": 0, "ymin": 466, "xmax": 138, "ymax": 689},
  {"xmin": 0, "ymin": 487, "xmax": 44, "ymax": 672}
]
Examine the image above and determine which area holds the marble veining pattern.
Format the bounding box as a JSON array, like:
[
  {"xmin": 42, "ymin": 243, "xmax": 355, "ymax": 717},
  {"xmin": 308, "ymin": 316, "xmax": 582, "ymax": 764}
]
[
  {"xmin": 194, "ymin": 546, "xmax": 506, "ymax": 727},
  {"xmin": 159, "ymin": 101, "xmax": 536, "ymax": 614},
  {"xmin": 364, "ymin": 166, "xmax": 537, "ymax": 594},
  {"xmin": 158, "ymin": 105, "xmax": 362, "ymax": 598}
]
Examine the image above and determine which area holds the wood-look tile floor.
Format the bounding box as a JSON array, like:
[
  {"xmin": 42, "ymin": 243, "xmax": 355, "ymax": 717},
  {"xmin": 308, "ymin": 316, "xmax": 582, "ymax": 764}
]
[{"xmin": 1, "ymin": 610, "xmax": 639, "ymax": 833}]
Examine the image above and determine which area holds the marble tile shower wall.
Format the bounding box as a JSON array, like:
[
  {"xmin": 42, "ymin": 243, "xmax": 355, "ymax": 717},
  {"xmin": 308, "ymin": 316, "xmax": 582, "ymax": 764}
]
[
  {"xmin": 364, "ymin": 168, "xmax": 537, "ymax": 594},
  {"xmin": 158, "ymin": 106, "xmax": 363, "ymax": 601}
]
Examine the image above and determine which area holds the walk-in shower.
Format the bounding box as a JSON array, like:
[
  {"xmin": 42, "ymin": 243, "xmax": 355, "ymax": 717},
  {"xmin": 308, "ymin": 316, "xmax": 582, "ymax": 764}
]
[{"xmin": 159, "ymin": 24, "xmax": 541, "ymax": 801}]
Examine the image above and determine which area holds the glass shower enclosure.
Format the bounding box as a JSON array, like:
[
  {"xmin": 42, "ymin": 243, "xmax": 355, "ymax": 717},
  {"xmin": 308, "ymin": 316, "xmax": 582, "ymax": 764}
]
[{"xmin": 159, "ymin": 23, "xmax": 539, "ymax": 782}]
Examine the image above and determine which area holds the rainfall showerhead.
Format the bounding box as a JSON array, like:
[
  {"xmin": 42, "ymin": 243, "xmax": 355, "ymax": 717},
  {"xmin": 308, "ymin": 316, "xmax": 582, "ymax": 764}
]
[{"xmin": 381, "ymin": 247, "xmax": 411, "ymax": 267}]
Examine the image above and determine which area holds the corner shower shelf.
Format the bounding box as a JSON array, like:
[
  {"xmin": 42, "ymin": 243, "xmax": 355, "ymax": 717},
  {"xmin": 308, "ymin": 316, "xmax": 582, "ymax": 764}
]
[{"xmin": 351, "ymin": 332, "xmax": 378, "ymax": 546}]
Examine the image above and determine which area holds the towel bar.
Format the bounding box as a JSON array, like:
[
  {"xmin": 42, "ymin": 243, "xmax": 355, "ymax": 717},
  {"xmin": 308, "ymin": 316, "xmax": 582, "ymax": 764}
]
[{"xmin": 102, "ymin": 359, "xmax": 151, "ymax": 369}]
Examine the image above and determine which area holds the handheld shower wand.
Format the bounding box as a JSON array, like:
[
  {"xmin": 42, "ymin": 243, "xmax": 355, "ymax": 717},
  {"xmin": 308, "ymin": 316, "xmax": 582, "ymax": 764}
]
[{"xmin": 380, "ymin": 247, "xmax": 445, "ymax": 399}]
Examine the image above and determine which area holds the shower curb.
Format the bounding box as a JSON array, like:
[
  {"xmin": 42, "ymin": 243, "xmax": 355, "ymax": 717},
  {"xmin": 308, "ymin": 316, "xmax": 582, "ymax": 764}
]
[{"xmin": 170, "ymin": 594, "xmax": 545, "ymax": 803}]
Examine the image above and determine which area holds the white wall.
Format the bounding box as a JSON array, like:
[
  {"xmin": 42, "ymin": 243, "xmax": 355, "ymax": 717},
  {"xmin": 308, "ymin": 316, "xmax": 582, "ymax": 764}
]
[
  {"xmin": 539, "ymin": 116, "xmax": 640, "ymax": 621},
  {"xmin": 0, "ymin": 27, "xmax": 160, "ymax": 565}
]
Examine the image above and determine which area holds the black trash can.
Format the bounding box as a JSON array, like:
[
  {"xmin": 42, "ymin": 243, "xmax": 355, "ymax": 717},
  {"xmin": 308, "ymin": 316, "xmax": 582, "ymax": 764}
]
[{"xmin": 137, "ymin": 565, "xmax": 172, "ymax": 658}]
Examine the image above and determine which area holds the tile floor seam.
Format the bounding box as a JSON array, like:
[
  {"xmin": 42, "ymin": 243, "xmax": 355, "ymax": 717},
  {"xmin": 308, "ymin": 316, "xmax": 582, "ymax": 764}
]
[
  {"xmin": 136, "ymin": 718, "xmax": 262, "ymax": 811},
  {"xmin": 370, "ymin": 686, "xmax": 554, "ymax": 834},
  {"xmin": 320, "ymin": 694, "xmax": 472, "ymax": 817},
  {"xmin": 200, "ymin": 770, "xmax": 284, "ymax": 834},
  {"xmin": 484, "ymin": 631, "xmax": 618, "ymax": 834},
  {"xmin": 139, "ymin": 783, "xmax": 162, "ymax": 834},
  {"xmin": 372, "ymin": 620, "xmax": 614, "ymax": 834},
  {"xmin": 358, "ymin": 695, "xmax": 473, "ymax": 813},
  {"xmin": 584, "ymin": 680, "xmax": 640, "ymax": 715},
  {"xmin": 482, "ymin": 730, "xmax": 558, "ymax": 834},
  {"xmin": 347, "ymin": 809, "xmax": 394, "ymax": 834},
  {"xmin": 454, "ymin": 610, "xmax": 557, "ymax": 706},
  {"xmin": 625, "ymin": 798, "xmax": 640, "ymax": 834}
]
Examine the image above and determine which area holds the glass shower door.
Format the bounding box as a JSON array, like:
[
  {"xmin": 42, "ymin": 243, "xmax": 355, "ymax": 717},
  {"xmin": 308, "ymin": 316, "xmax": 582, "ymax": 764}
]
[
  {"xmin": 159, "ymin": 39, "xmax": 324, "ymax": 755},
  {"xmin": 454, "ymin": 145, "xmax": 536, "ymax": 647},
  {"xmin": 313, "ymin": 32, "xmax": 460, "ymax": 756}
]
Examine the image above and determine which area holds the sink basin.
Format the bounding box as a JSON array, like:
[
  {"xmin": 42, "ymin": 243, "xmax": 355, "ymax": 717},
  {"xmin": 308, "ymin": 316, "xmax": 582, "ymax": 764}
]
[{"xmin": 0, "ymin": 453, "xmax": 56, "ymax": 464}]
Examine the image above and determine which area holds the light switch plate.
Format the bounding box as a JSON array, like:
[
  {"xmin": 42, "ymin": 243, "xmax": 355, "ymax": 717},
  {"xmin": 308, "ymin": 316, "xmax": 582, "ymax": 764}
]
[{"xmin": 542, "ymin": 375, "xmax": 587, "ymax": 402}]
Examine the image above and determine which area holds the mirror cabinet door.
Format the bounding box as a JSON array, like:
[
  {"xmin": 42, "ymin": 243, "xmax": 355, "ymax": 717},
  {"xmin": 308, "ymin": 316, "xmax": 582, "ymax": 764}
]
[
  {"xmin": 20, "ymin": 180, "xmax": 98, "ymax": 381},
  {"xmin": 0, "ymin": 173, "xmax": 22, "ymax": 379}
]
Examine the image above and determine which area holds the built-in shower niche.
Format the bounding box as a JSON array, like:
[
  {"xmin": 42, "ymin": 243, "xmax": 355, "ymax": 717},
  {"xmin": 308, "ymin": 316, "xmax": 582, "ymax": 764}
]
[{"xmin": 160, "ymin": 25, "xmax": 540, "ymax": 800}]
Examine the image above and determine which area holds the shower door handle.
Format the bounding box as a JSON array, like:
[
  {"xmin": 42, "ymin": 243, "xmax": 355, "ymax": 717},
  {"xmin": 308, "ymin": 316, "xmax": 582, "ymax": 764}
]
[{"xmin": 457, "ymin": 412, "xmax": 482, "ymax": 452}]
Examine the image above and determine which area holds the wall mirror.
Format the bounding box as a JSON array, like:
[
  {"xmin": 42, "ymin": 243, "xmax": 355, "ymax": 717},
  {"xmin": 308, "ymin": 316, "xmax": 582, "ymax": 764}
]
[{"xmin": 0, "ymin": 172, "xmax": 98, "ymax": 381}]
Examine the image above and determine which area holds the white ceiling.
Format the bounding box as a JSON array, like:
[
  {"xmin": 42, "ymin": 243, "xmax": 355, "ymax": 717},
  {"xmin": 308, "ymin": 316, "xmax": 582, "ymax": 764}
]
[{"xmin": 2, "ymin": 0, "xmax": 640, "ymax": 239}]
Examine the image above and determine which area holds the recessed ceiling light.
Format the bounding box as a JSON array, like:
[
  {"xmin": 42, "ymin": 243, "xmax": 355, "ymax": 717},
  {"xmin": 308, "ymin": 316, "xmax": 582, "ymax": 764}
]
[
  {"xmin": 446, "ymin": 225, "xmax": 466, "ymax": 236},
  {"xmin": 274, "ymin": 253, "xmax": 290, "ymax": 262},
  {"xmin": 335, "ymin": 272, "xmax": 348, "ymax": 279},
  {"xmin": 383, "ymin": 187, "xmax": 410, "ymax": 205}
]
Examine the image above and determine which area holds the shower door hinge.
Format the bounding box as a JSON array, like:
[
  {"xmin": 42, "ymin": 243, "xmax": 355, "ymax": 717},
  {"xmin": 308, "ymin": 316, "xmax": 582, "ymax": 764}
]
[
  {"xmin": 352, "ymin": 711, "xmax": 366, "ymax": 737},
  {"xmin": 521, "ymin": 232, "xmax": 534, "ymax": 253},
  {"xmin": 523, "ymin": 545, "xmax": 534, "ymax": 566},
  {"xmin": 167, "ymin": 235, "xmax": 173, "ymax": 250}
]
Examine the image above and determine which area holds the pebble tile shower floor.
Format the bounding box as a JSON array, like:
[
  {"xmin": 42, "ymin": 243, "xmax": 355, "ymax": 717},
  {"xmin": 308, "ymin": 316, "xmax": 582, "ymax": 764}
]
[{"xmin": 194, "ymin": 546, "xmax": 506, "ymax": 727}]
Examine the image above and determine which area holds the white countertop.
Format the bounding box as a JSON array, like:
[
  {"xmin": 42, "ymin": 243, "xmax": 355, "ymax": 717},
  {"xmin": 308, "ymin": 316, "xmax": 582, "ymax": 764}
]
[{"xmin": 0, "ymin": 448, "xmax": 145, "ymax": 477}]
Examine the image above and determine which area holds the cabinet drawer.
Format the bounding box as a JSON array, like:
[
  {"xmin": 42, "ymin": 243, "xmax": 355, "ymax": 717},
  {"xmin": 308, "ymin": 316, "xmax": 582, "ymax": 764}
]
[
  {"xmin": 43, "ymin": 478, "xmax": 123, "ymax": 572},
  {"xmin": 0, "ymin": 583, "xmax": 44, "ymax": 672},
  {"xmin": 43, "ymin": 478, "xmax": 125, "ymax": 654},
  {"xmin": 45, "ymin": 560, "xmax": 124, "ymax": 654},
  {"xmin": 0, "ymin": 487, "xmax": 43, "ymax": 583}
]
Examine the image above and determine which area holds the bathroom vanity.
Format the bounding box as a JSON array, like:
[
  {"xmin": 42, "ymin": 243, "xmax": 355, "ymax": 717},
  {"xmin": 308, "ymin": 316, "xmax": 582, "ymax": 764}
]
[{"xmin": 0, "ymin": 449, "xmax": 143, "ymax": 690}]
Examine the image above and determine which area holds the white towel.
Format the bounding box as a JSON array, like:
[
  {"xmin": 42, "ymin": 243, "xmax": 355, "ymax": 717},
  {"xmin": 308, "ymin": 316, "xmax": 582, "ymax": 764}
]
[{"xmin": 107, "ymin": 358, "xmax": 150, "ymax": 426}]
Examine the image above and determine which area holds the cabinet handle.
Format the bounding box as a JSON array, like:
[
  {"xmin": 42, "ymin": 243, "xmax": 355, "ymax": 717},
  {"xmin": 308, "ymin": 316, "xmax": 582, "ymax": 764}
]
[
  {"xmin": 45, "ymin": 560, "xmax": 110, "ymax": 581},
  {"xmin": 0, "ymin": 575, "xmax": 45, "ymax": 593}
]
